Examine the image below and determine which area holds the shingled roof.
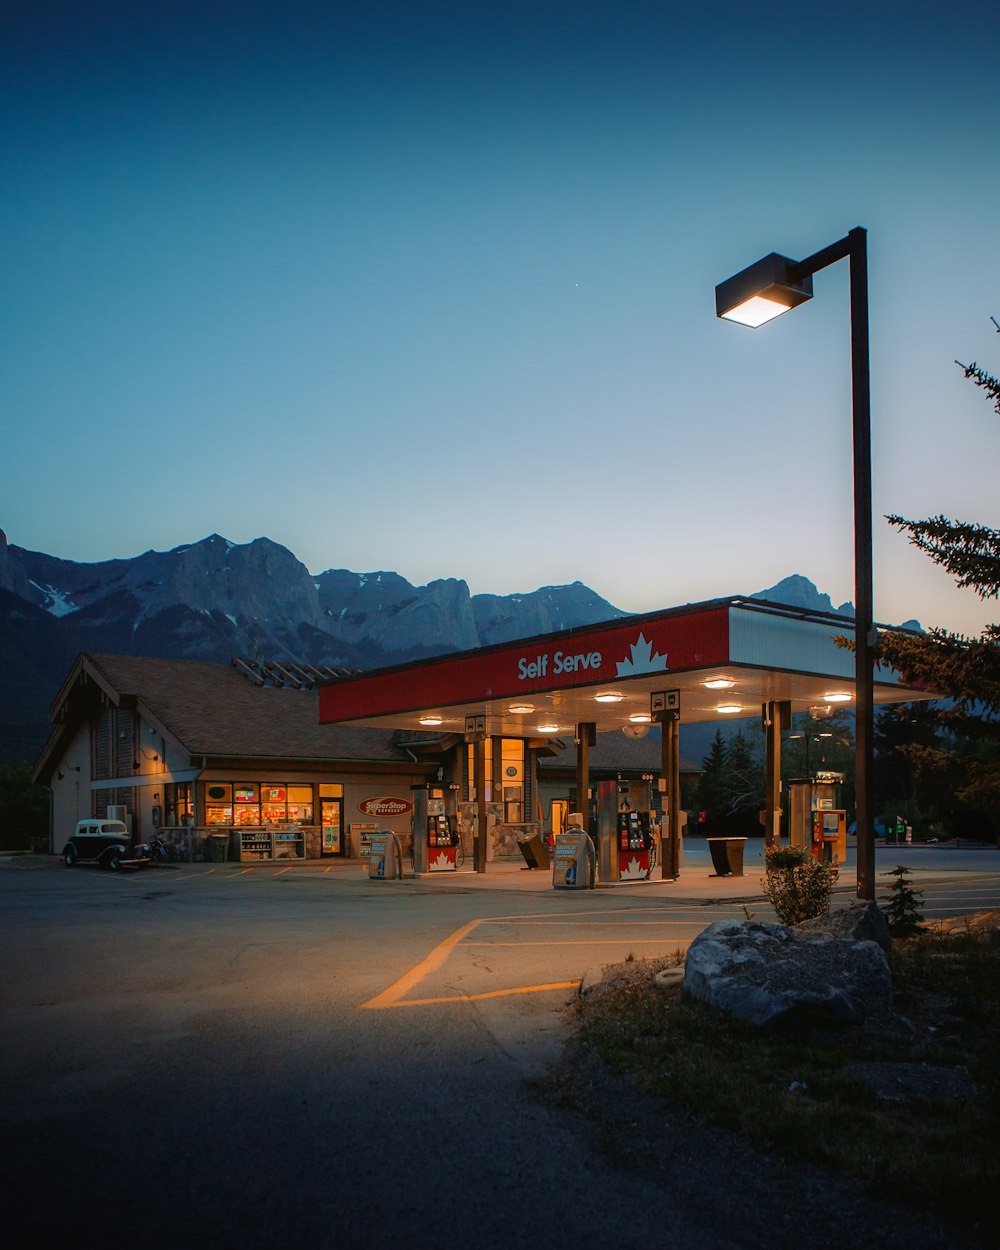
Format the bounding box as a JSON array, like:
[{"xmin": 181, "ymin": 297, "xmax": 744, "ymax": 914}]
[{"xmin": 59, "ymin": 653, "xmax": 422, "ymax": 764}]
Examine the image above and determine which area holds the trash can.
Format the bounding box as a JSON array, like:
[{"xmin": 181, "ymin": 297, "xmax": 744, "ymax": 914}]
[
  {"xmin": 517, "ymin": 831, "xmax": 550, "ymax": 870},
  {"xmin": 706, "ymin": 836, "xmax": 747, "ymax": 877},
  {"xmin": 208, "ymin": 833, "xmax": 230, "ymax": 863}
]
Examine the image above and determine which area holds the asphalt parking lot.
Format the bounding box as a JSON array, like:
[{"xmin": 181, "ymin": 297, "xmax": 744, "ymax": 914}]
[{"xmin": 2, "ymin": 841, "xmax": 996, "ymax": 1250}]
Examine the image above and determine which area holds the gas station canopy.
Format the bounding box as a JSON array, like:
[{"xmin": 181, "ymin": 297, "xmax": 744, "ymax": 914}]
[{"xmin": 318, "ymin": 596, "xmax": 934, "ymax": 736}]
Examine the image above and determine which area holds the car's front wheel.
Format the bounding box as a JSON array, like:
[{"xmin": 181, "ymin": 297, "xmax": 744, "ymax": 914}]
[
  {"xmin": 63, "ymin": 846, "xmax": 77, "ymax": 866},
  {"xmin": 105, "ymin": 849, "xmax": 122, "ymax": 871}
]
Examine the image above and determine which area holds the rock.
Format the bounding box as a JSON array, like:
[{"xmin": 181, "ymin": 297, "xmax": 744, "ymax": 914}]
[
  {"xmin": 684, "ymin": 919, "xmax": 893, "ymax": 1028},
  {"xmin": 653, "ymin": 967, "xmax": 684, "ymax": 990},
  {"xmin": 796, "ymin": 900, "xmax": 892, "ymax": 950}
]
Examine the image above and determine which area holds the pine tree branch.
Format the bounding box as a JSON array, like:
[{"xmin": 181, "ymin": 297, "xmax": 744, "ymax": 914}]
[{"xmin": 885, "ymin": 514, "xmax": 1000, "ymax": 599}]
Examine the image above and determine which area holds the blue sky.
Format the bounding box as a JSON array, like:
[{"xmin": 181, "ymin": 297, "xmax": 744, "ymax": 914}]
[{"xmin": 3, "ymin": 1, "xmax": 999, "ymax": 634}]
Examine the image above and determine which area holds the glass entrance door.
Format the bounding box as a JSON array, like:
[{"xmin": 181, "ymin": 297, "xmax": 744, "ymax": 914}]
[
  {"xmin": 320, "ymin": 798, "xmax": 344, "ymax": 856},
  {"xmin": 550, "ymin": 799, "xmax": 569, "ymax": 847}
]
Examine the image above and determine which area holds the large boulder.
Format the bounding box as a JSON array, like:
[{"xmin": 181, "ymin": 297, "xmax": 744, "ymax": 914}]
[
  {"xmin": 795, "ymin": 899, "xmax": 892, "ymax": 950},
  {"xmin": 684, "ymin": 919, "xmax": 893, "ymax": 1028}
]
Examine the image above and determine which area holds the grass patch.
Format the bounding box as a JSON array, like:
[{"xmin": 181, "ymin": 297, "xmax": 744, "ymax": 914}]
[{"xmin": 575, "ymin": 929, "xmax": 1000, "ymax": 1245}]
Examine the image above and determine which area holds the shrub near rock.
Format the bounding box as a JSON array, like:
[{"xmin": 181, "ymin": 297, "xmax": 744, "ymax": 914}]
[{"xmin": 762, "ymin": 845, "xmax": 835, "ymax": 925}]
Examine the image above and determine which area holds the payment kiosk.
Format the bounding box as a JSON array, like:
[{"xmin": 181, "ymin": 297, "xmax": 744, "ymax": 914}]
[
  {"xmin": 789, "ymin": 771, "xmax": 846, "ymax": 865},
  {"xmin": 812, "ymin": 808, "xmax": 847, "ymax": 865}
]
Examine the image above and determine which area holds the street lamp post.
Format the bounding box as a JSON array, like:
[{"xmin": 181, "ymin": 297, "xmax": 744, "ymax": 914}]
[{"xmin": 715, "ymin": 227, "xmax": 875, "ymax": 899}]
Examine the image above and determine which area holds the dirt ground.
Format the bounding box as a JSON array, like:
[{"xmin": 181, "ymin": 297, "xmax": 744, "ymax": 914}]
[{"xmin": 536, "ymin": 921, "xmax": 1000, "ymax": 1250}]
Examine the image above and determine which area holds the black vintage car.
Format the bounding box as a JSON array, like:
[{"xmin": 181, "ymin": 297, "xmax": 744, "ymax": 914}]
[{"xmin": 62, "ymin": 819, "xmax": 150, "ymax": 871}]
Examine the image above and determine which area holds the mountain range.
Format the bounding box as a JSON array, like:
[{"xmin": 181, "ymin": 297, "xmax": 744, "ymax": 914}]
[{"xmin": 0, "ymin": 527, "xmax": 909, "ymax": 766}]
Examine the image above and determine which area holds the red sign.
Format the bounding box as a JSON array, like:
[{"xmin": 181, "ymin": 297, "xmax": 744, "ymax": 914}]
[
  {"xmin": 358, "ymin": 796, "xmax": 414, "ymax": 817},
  {"xmin": 320, "ymin": 605, "xmax": 729, "ymax": 724}
]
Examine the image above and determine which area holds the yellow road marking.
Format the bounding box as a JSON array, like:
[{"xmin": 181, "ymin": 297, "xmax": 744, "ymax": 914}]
[
  {"xmin": 231, "ymin": 867, "xmax": 254, "ymax": 877},
  {"xmin": 462, "ymin": 939, "xmax": 692, "ymax": 947},
  {"xmin": 362, "ymin": 918, "xmax": 483, "ymax": 1009},
  {"xmin": 484, "ymin": 919, "xmax": 703, "ymax": 927},
  {"xmin": 361, "ymin": 910, "xmax": 702, "ymax": 1009},
  {"xmin": 390, "ymin": 982, "xmax": 579, "ymax": 1007}
]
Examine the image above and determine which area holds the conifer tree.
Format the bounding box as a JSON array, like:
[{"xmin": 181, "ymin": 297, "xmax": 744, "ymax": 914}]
[
  {"xmin": 696, "ymin": 729, "xmax": 730, "ymax": 832},
  {"xmin": 721, "ymin": 730, "xmax": 764, "ymax": 826},
  {"xmin": 877, "ymin": 318, "xmax": 1000, "ymax": 806}
]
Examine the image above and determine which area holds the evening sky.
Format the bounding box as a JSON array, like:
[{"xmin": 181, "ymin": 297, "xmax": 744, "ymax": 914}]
[{"xmin": 3, "ymin": 1, "xmax": 998, "ymax": 634}]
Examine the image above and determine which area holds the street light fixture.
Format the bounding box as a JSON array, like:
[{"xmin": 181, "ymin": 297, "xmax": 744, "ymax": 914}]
[
  {"xmin": 715, "ymin": 253, "xmax": 814, "ymax": 327},
  {"xmin": 716, "ymin": 226, "xmax": 875, "ymax": 900}
]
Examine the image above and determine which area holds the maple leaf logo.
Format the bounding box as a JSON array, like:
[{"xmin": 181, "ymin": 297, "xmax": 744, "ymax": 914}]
[
  {"xmin": 620, "ymin": 856, "xmax": 646, "ymax": 880},
  {"xmin": 615, "ymin": 632, "xmax": 668, "ymax": 677}
]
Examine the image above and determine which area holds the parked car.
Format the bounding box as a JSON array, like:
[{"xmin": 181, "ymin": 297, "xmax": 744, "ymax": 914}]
[{"xmin": 62, "ymin": 820, "xmax": 150, "ymax": 871}]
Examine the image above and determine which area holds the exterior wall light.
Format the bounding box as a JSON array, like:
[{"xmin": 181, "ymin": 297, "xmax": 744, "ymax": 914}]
[
  {"xmin": 702, "ymin": 677, "xmax": 735, "ymax": 690},
  {"xmin": 594, "ymin": 692, "xmax": 624, "ymax": 703},
  {"xmin": 823, "ymin": 693, "xmax": 852, "ymax": 703},
  {"xmin": 508, "ymin": 704, "xmax": 534, "ymax": 714},
  {"xmin": 536, "ymin": 722, "xmax": 560, "ymax": 734},
  {"xmin": 628, "ymin": 713, "xmax": 652, "ymax": 724},
  {"xmin": 419, "ymin": 715, "xmax": 443, "ymax": 726},
  {"xmin": 715, "ymin": 704, "xmax": 742, "ymax": 715}
]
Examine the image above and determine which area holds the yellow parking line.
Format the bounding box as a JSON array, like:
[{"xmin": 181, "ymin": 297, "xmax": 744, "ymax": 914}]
[
  {"xmin": 362, "ymin": 918, "xmax": 483, "ymax": 1009},
  {"xmin": 230, "ymin": 867, "xmax": 255, "ymax": 877},
  {"xmin": 392, "ymin": 982, "xmax": 579, "ymax": 1007},
  {"xmin": 487, "ymin": 919, "xmax": 702, "ymax": 927},
  {"xmin": 361, "ymin": 909, "xmax": 701, "ymax": 1010},
  {"xmin": 462, "ymin": 939, "xmax": 692, "ymax": 947}
]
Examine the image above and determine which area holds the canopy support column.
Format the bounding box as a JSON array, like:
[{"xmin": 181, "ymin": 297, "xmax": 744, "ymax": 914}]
[
  {"xmin": 661, "ymin": 713, "xmax": 682, "ymax": 879},
  {"xmin": 762, "ymin": 700, "xmax": 790, "ymax": 849},
  {"xmin": 474, "ymin": 735, "xmax": 487, "ymax": 873},
  {"xmin": 575, "ymin": 722, "xmax": 598, "ymax": 876}
]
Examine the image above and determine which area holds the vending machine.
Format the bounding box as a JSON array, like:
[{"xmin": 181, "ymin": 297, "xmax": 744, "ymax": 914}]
[
  {"xmin": 617, "ymin": 807, "xmax": 653, "ymax": 880},
  {"xmin": 427, "ymin": 798, "xmax": 458, "ymax": 872}
]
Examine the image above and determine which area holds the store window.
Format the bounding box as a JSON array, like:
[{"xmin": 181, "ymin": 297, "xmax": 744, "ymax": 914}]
[
  {"xmin": 261, "ymin": 784, "xmax": 315, "ymax": 824},
  {"xmin": 500, "ymin": 738, "xmax": 524, "ymax": 822},
  {"xmin": 204, "ymin": 781, "xmax": 318, "ymax": 827},
  {"xmin": 233, "ymin": 783, "xmax": 260, "ymax": 825},
  {"xmin": 164, "ymin": 782, "xmax": 193, "ymax": 826},
  {"xmin": 467, "ymin": 743, "xmax": 493, "ymax": 801},
  {"xmin": 261, "ymin": 784, "xmax": 287, "ymax": 824},
  {"xmin": 466, "ymin": 739, "xmax": 524, "ymax": 811},
  {"xmin": 287, "ymin": 785, "xmax": 313, "ymax": 824},
  {"xmin": 205, "ymin": 783, "xmax": 234, "ymax": 826}
]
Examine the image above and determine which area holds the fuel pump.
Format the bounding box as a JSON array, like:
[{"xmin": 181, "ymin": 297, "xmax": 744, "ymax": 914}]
[
  {"xmin": 617, "ymin": 804, "xmax": 654, "ymax": 880},
  {"xmin": 427, "ymin": 796, "xmax": 458, "ymax": 872}
]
